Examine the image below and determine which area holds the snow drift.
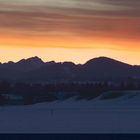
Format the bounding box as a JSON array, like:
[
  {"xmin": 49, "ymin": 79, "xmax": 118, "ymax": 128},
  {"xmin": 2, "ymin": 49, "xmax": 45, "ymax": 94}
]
[{"xmin": 0, "ymin": 91, "xmax": 140, "ymax": 133}]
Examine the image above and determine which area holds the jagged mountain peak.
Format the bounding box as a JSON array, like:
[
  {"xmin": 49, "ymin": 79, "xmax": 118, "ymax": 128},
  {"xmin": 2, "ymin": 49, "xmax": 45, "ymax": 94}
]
[{"xmin": 17, "ymin": 56, "xmax": 44, "ymax": 64}]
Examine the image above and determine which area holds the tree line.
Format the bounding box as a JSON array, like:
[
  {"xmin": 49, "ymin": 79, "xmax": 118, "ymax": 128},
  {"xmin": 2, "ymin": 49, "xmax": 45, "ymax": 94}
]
[{"xmin": 0, "ymin": 81, "xmax": 140, "ymax": 105}]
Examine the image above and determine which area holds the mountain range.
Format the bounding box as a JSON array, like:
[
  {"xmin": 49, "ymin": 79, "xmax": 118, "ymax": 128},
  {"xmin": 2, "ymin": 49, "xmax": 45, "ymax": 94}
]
[{"xmin": 0, "ymin": 56, "xmax": 140, "ymax": 83}]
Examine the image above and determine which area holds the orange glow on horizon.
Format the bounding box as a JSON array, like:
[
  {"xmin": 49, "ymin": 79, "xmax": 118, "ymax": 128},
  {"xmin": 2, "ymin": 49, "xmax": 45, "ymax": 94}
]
[
  {"xmin": 0, "ymin": 34, "xmax": 139, "ymax": 50},
  {"xmin": 0, "ymin": 34, "xmax": 140, "ymax": 65}
]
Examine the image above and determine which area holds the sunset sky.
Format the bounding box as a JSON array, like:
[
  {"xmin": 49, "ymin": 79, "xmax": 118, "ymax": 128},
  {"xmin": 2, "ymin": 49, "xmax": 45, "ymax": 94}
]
[{"xmin": 0, "ymin": 0, "xmax": 140, "ymax": 64}]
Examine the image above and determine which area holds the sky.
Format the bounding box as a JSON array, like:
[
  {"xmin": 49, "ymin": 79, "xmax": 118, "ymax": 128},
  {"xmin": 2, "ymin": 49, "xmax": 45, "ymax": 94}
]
[{"xmin": 0, "ymin": 0, "xmax": 140, "ymax": 64}]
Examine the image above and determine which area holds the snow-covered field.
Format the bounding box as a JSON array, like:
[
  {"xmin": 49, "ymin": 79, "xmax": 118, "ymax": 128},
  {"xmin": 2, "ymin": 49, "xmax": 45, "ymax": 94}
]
[{"xmin": 0, "ymin": 91, "xmax": 140, "ymax": 133}]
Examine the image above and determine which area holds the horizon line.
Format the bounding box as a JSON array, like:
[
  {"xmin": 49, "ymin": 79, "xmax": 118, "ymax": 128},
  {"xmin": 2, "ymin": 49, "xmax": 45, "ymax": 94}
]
[{"xmin": 0, "ymin": 56, "xmax": 139, "ymax": 66}]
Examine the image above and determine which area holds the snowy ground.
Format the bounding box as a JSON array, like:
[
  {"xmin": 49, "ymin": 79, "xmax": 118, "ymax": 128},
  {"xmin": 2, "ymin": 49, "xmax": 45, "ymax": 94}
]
[{"xmin": 0, "ymin": 91, "xmax": 140, "ymax": 133}]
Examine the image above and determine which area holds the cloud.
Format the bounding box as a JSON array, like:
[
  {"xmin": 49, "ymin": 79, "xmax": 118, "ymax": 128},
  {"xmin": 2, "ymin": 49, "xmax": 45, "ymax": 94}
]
[
  {"xmin": 0, "ymin": 0, "xmax": 139, "ymax": 41},
  {"xmin": 104, "ymin": 0, "xmax": 140, "ymax": 7},
  {"xmin": 0, "ymin": 0, "xmax": 139, "ymax": 12}
]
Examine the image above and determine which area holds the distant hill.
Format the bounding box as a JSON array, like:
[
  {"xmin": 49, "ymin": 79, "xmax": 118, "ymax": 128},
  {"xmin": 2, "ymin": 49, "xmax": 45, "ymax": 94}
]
[
  {"xmin": 78, "ymin": 57, "xmax": 137, "ymax": 81},
  {"xmin": 0, "ymin": 56, "xmax": 140, "ymax": 82}
]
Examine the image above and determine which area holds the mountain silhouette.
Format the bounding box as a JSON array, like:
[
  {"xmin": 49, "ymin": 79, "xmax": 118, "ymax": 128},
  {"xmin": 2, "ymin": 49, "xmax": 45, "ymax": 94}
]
[
  {"xmin": 0, "ymin": 56, "xmax": 140, "ymax": 82},
  {"xmin": 79, "ymin": 57, "xmax": 134, "ymax": 80},
  {"xmin": 15, "ymin": 56, "xmax": 44, "ymax": 72}
]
